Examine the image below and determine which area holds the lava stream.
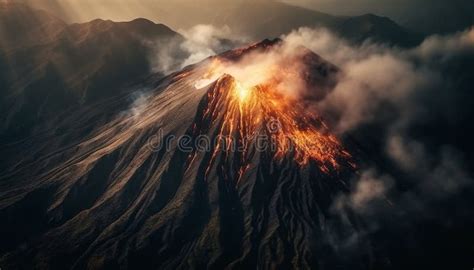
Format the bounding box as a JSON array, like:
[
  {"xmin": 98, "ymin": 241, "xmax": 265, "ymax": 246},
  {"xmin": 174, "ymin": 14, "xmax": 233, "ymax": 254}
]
[{"xmin": 194, "ymin": 72, "xmax": 354, "ymax": 177}]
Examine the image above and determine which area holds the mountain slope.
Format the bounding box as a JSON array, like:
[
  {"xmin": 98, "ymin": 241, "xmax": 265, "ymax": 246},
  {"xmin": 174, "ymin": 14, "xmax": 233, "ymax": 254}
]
[
  {"xmin": 0, "ymin": 40, "xmax": 374, "ymax": 269},
  {"xmin": 0, "ymin": 3, "xmax": 181, "ymax": 141}
]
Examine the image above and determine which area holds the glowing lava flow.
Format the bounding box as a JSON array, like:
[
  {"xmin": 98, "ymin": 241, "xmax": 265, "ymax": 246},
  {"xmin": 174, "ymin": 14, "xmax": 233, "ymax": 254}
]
[{"xmin": 194, "ymin": 65, "xmax": 354, "ymax": 176}]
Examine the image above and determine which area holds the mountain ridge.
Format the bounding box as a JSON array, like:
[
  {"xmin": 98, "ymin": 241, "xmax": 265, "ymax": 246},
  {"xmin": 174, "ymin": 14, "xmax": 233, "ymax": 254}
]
[
  {"xmin": 0, "ymin": 40, "xmax": 371, "ymax": 269},
  {"xmin": 15, "ymin": 0, "xmax": 424, "ymax": 47},
  {"xmin": 0, "ymin": 3, "xmax": 181, "ymax": 141}
]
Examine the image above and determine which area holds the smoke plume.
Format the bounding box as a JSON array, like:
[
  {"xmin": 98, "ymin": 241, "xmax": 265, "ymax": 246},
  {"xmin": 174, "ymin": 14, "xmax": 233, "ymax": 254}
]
[{"xmin": 281, "ymin": 26, "xmax": 474, "ymax": 265}]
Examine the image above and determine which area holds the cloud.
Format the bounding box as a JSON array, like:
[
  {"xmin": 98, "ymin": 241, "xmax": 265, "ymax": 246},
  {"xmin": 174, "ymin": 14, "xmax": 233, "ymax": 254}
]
[
  {"xmin": 148, "ymin": 36, "xmax": 184, "ymax": 75},
  {"xmin": 335, "ymin": 170, "xmax": 393, "ymax": 213},
  {"xmin": 149, "ymin": 24, "xmax": 249, "ymax": 74},
  {"xmin": 178, "ymin": 24, "xmax": 245, "ymax": 67},
  {"xmin": 280, "ymin": 26, "xmax": 474, "ymax": 259},
  {"xmin": 414, "ymin": 27, "xmax": 474, "ymax": 60},
  {"xmin": 117, "ymin": 88, "xmax": 153, "ymax": 123},
  {"xmin": 194, "ymin": 44, "xmax": 313, "ymax": 98},
  {"xmin": 148, "ymin": 25, "xmax": 474, "ymax": 231},
  {"xmin": 282, "ymin": 27, "xmax": 466, "ymax": 133},
  {"xmin": 387, "ymin": 136, "xmax": 472, "ymax": 199},
  {"xmin": 319, "ymin": 54, "xmax": 434, "ymax": 131},
  {"xmin": 386, "ymin": 134, "xmax": 426, "ymax": 171}
]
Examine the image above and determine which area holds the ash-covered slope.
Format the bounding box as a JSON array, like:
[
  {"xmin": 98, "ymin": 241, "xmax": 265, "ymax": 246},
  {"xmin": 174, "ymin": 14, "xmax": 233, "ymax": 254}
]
[{"xmin": 0, "ymin": 40, "xmax": 373, "ymax": 269}]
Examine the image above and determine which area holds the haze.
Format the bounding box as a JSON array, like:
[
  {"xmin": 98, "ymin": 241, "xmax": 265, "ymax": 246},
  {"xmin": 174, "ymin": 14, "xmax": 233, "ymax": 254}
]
[{"xmin": 16, "ymin": 0, "xmax": 474, "ymax": 34}]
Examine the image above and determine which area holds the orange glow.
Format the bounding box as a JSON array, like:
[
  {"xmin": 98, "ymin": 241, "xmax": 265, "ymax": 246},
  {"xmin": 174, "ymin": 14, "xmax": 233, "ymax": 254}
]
[
  {"xmin": 197, "ymin": 59, "xmax": 354, "ymax": 175},
  {"xmin": 234, "ymin": 82, "xmax": 251, "ymax": 102}
]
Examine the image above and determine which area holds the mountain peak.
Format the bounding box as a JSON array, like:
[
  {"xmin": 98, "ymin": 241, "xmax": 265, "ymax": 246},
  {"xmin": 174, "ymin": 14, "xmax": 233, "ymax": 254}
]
[
  {"xmin": 336, "ymin": 12, "xmax": 423, "ymax": 46},
  {"xmin": 127, "ymin": 17, "xmax": 157, "ymax": 26},
  {"xmin": 0, "ymin": 35, "xmax": 363, "ymax": 268},
  {"xmin": 219, "ymin": 38, "xmax": 281, "ymax": 61}
]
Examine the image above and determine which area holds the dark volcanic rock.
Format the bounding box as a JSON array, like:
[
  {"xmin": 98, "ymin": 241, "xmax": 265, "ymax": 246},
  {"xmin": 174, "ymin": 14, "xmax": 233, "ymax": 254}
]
[{"xmin": 0, "ymin": 41, "xmax": 373, "ymax": 269}]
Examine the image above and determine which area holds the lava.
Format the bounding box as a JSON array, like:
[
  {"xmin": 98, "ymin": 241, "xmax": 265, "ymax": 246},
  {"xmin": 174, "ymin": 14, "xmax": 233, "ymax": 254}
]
[
  {"xmin": 194, "ymin": 58, "xmax": 354, "ymax": 175},
  {"xmin": 234, "ymin": 82, "xmax": 251, "ymax": 102}
]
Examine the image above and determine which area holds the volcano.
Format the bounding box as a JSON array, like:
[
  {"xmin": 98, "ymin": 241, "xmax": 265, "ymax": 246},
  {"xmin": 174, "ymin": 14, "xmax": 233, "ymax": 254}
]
[{"xmin": 0, "ymin": 40, "xmax": 372, "ymax": 269}]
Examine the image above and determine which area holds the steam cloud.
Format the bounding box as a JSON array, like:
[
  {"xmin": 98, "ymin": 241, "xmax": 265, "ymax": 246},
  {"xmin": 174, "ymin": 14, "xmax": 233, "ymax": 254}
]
[
  {"xmin": 150, "ymin": 24, "xmax": 248, "ymax": 74},
  {"xmin": 281, "ymin": 26, "xmax": 474, "ymax": 261},
  {"xmin": 282, "ymin": 27, "xmax": 474, "ymax": 133},
  {"xmin": 193, "ymin": 43, "xmax": 316, "ymax": 98},
  {"xmin": 146, "ymin": 23, "xmax": 474, "ymax": 261}
]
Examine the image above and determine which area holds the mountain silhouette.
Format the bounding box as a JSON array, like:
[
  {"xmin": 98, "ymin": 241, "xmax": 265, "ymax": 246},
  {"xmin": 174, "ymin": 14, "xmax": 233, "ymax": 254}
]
[{"xmin": 0, "ymin": 3, "xmax": 180, "ymax": 141}]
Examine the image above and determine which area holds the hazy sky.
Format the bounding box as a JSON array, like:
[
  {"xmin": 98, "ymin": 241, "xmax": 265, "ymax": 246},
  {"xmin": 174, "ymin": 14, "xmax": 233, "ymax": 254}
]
[
  {"xmin": 19, "ymin": 0, "xmax": 474, "ymax": 34},
  {"xmin": 283, "ymin": 0, "xmax": 473, "ymax": 15},
  {"xmin": 283, "ymin": 0, "xmax": 474, "ymax": 32}
]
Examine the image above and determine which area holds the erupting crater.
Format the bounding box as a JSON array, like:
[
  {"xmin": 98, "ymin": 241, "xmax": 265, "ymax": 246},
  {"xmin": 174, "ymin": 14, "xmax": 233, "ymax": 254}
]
[
  {"xmin": 0, "ymin": 39, "xmax": 364, "ymax": 269},
  {"xmin": 190, "ymin": 55, "xmax": 355, "ymax": 175}
]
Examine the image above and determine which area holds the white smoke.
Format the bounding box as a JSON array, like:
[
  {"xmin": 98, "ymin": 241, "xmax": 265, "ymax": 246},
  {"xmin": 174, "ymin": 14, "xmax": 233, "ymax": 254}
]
[
  {"xmin": 150, "ymin": 24, "xmax": 249, "ymax": 74},
  {"xmin": 281, "ymin": 27, "xmax": 474, "ymax": 133},
  {"xmin": 152, "ymin": 25, "xmax": 474, "ymax": 217},
  {"xmin": 179, "ymin": 24, "xmax": 245, "ymax": 67},
  {"xmin": 280, "ymin": 26, "xmax": 474, "ymax": 238},
  {"xmin": 335, "ymin": 170, "xmax": 393, "ymax": 213},
  {"xmin": 135, "ymin": 23, "xmax": 474, "ymax": 261},
  {"xmin": 193, "ymin": 44, "xmax": 312, "ymax": 98}
]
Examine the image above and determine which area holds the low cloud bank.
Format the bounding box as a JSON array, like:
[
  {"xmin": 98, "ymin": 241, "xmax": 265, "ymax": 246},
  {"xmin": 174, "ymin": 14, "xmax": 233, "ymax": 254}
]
[{"xmin": 282, "ymin": 26, "xmax": 474, "ymax": 264}]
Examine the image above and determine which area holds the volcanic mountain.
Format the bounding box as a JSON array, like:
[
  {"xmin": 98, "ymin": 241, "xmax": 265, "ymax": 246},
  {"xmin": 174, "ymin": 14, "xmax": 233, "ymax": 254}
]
[
  {"xmin": 0, "ymin": 39, "xmax": 374, "ymax": 269},
  {"xmin": 0, "ymin": 2, "xmax": 424, "ymax": 146}
]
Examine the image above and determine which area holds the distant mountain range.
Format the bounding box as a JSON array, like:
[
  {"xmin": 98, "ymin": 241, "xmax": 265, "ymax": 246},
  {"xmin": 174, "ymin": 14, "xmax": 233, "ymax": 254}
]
[
  {"xmin": 0, "ymin": 3, "xmax": 180, "ymax": 141},
  {"xmin": 201, "ymin": 1, "xmax": 423, "ymax": 46},
  {"xmin": 0, "ymin": 2, "xmax": 421, "ymax": 142},
  {"xmin": 1, "ymin": 2, "xmax": 474, "ymax": 270},
  {"xmin": 282, "ymin": 0, "xmax": 474, "ymax": 35},
  {"xmin": 21, "ymin": 0, "xmax": 424, "ymax": 45}
]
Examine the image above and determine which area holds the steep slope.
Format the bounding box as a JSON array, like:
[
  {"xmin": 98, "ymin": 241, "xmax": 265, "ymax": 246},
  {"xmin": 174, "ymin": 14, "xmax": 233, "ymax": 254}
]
[
  {"xmin": 0, "ymin": 40, "xmax": 373, "ymax": 269},
  {"xmin": 0, "ymin": 4, "xmax": 180, "ymax": 141}
]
